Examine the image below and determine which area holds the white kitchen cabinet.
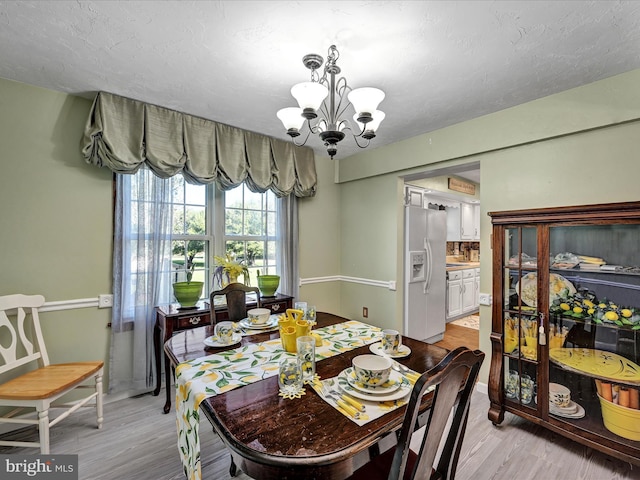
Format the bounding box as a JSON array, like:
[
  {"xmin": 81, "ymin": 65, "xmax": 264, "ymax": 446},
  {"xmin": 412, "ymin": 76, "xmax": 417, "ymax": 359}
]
[
  {"xmin": 446, "ymin": 270, "xmax": 462, "ymax": 318},
  {"xmin": 474, "ymin": 268, "xmax": 480, "ymax": 308},
  {"xmin": 473, "ymin": 204, "xmax": 480, "ymax": 240},
  {"xmin": 446, "ymin": 204, "xmax": 461, "ymax": 241},
  {"xmin": 460, "ymin": 203, "xmax": 475, "ymax": 240},
  {"xmin": 461, "ymin": 269, "xmax": 476, "ymax": 313},
  {"xmin": 447, "ymin": 268, "xmax": 480, "ymax": 319}
]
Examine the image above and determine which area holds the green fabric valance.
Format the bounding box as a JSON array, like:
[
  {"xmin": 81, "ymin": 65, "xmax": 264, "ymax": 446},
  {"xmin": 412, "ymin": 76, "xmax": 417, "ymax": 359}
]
[{"xmin": 81, "ymin": 92, "xmax": 317, "ymax": 197}]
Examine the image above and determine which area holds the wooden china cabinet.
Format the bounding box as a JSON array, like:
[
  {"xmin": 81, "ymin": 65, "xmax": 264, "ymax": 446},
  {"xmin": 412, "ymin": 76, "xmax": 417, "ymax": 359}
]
[{"xmin": 488, "ymin": 201, "xmax": 640, "ymax": 465}]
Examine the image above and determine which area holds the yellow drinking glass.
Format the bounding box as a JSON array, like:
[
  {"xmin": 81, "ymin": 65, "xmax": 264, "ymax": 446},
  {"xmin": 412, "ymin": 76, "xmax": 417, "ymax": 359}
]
[
  {"xmin": 296, "ymin": 319, "xmax": 311, "ymax": 338},
  {"xmin": 281, "ymin": 326, "xmax": 297, "ymax": 353}
]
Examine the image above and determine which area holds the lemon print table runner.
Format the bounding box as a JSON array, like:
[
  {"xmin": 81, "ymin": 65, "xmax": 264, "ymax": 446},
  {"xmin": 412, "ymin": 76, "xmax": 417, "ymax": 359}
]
[{"xmin": 175, "ymin": 320, "xmax": 382, "ymax": 480}]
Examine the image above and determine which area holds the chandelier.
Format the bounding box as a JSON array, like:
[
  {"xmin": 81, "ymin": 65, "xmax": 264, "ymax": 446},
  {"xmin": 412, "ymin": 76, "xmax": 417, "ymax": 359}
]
[{"xmin": 277, "ymin": 45, "xmax": 385, "ymax": 159}]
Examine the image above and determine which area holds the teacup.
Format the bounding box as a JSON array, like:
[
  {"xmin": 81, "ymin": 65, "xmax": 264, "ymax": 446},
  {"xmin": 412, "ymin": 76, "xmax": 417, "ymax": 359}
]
[
  {"xmin": 381, "ymin": 329, "xmax": 402, "ymax": 354},
  {"xmin": 248, "ymin": 308, "xmax": 271, "ymax": 325},
  {"xmin": 214, "ymin": 321, "xmax": 236, "ymax": 345},
  {"xmin": 520, "ymin": 375, "xmax": 535, "ymax": 405},
  {"xmin": 505, "ymin": 370, "xmax": 519, "ymax": 399},
  {"xmin": 352, "ymin": 354, "xmax": 392, "ymax": 387},
  {"xmin": 549, "ymin": 382, "xmax": 571, "ymax": 407}
]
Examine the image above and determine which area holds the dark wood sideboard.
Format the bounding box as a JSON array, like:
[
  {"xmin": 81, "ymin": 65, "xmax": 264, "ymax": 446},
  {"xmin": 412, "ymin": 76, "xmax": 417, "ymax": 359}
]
[{"xmin": 153, "ymin": 293, "xmax": 293, "ymax": 413}]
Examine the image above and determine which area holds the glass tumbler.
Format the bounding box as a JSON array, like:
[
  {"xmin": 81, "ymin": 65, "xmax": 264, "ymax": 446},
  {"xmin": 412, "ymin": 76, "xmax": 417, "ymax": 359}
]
[
  {"xmin": 294, "ymin": 301, "xmax": 308, "ymax": 319},
  {"xmin": 306, "ymin": 305, "xmax": 317, "ymax": 326},
  {"xmin": 296, "ymin": 335, "xmax": 316, "ymax": 384},
  {"xmin": 278, "ymin": 357, "xmax": 302, "ymax": 390}
]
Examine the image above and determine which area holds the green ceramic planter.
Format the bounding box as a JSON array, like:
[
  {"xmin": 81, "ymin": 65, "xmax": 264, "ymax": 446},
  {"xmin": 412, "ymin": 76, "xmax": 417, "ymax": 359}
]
[
  {"xmin": 257, "ymin": 275, "xmax": 280, "ymax": 297},
  {"xmin": 172, "ymin": 281, "xmax": 204, "ymax": 308}
]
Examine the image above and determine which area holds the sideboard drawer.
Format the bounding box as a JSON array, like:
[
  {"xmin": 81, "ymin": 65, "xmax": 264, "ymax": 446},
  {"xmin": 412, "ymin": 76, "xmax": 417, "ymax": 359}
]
[
  {"xmin": 264, "ymin": 301, "xmax": 288, "ymax": 314},
  {"xmin": 176, "ymin": 314, "xmax": 209, "ymax": 329}
]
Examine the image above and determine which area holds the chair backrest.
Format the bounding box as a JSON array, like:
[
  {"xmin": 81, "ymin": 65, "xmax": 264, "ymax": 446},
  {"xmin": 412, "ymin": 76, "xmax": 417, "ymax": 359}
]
[
  {"xmin": 0, "ymin": 294, "xmax": 49, "ymax": 376},
  {"xmin": 390, "ymin": 346, "xmax": 485, "ymax": 480},
  {"xmin": 209, "ymin": 283, "xmax": 262, "ymax": 323}
]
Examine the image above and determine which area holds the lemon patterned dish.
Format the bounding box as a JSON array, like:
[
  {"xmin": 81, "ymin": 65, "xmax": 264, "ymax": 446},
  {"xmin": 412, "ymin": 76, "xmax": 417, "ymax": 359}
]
[
  {"xmin": 516, "ymin": 272, "xmax": 576, "ymax": 307},
  {"xmin": 550, "ymin": 348, "xmax": 640, "ymax": 385}
]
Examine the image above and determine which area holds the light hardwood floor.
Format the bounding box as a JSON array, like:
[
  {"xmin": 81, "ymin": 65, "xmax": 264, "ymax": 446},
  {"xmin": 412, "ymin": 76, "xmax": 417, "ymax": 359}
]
[
  {"xmin": 1, "ymin": 388, "xmax": 637, "ymax": 480},
  {"xmin": 1, "ymin": 323, "xmax": 637, "ymax": 479}
]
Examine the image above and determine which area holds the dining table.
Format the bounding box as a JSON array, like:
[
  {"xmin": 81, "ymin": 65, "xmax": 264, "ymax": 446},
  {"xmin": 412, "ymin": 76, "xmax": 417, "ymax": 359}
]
[{"xmin": 165, "ymin": 311, "xmax": 449, "ymax": 480}]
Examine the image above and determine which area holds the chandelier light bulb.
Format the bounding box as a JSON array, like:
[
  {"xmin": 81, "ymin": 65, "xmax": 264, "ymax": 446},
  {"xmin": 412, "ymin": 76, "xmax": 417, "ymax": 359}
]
[
  {"xmin": 348, "ymin": 87, "xmax": 385, "ymax": 122},
  {"xmin": 291, "ymin": 82, "xmax": 328, "ymax": 118},
  {"xmin": 277, "ymin": 107, "xmax": 305, "ymax": 136},
  {"xmin": 354, "ymin": 110, "xmax": 385, "ymax": 138}
]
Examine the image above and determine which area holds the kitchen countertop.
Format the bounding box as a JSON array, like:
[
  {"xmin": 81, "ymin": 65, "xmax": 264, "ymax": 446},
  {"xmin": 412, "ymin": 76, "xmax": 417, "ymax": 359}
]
[{"xmin": 446, "ymin": 262, "xmax": 480, "ymax": 272}]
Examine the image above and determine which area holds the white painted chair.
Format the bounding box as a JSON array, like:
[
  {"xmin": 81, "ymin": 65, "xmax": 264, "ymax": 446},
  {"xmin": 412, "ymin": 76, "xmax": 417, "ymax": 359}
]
[{"xmin": 0, "ymin": 294, "xmax": 104, "ymax": 453}]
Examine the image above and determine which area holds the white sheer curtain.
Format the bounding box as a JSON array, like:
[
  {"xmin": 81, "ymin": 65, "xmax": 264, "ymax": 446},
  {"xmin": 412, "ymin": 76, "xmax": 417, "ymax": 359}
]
[
  {"xmin": 276, "ymin": 195, "xmax": 299, "ymax": 299},
  {"xmin": 110, "ymin": 169, "xmax": 173, "ymax": 394}
]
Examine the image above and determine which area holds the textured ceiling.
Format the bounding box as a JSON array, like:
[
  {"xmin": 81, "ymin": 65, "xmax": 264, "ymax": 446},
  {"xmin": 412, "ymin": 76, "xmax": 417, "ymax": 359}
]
[{"xmin": 1, "ymin": 0, "xmax": 640, "ymax": 165}]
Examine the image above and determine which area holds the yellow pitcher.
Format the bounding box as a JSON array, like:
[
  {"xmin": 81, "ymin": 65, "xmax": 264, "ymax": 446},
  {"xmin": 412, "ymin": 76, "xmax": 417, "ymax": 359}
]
[{"xmin": 286, "ymin": 308, "xmax": 304, "ymax": 323}]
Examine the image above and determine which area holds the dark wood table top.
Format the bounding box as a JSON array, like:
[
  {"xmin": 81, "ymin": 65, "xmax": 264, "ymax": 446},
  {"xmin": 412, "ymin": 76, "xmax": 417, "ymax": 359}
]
[{"xmin": 164, "ymin": 312, "xmax": 449, "ymax": 480}]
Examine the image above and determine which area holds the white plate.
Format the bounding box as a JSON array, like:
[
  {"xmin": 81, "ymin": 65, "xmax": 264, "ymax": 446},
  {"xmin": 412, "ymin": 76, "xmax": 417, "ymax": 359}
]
[
  {"xmin": 336, "ymin": 369, "xmax": 412, "ymax": 402},
  {"xmin": 239, "ymin": 315, "xmax": 279, "ymax": 330},
  {"xmin": 549, "ymin": 400, "xmax": 585, "ymax": 419},
  {"xmin": 369, "ymin": 342, "xmax": 412, "ymax": 359},
  {"xmin": 204, "ymin": 333, "xmax": 242, "ymax": 348},
  {"xmin": 343, "ymin": 367, "xmax": 402, "ymax": 394},
  {"xmin": 515, "ymin": 272, "xmax": 576, "ymax": 307}
]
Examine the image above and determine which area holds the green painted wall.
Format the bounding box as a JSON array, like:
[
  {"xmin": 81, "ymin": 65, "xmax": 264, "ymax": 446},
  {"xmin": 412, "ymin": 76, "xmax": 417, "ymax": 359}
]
[
  {"xmin": 2, "ymin": 66, "xmax": 640, "ymax": 396},
  {"xmin": 335, "ymin": 68, "xmax": 640, "ymax": 383},
  {"xmin": 0, "ymin": 78, "xmax": 114, "ymax": 393}
]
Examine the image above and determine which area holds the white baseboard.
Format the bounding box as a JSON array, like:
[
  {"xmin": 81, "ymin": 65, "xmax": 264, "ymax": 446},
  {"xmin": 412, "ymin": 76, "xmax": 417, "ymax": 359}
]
[{"xmin": 476, "ymin": 381, "xmax": 488, "ymax": 395}]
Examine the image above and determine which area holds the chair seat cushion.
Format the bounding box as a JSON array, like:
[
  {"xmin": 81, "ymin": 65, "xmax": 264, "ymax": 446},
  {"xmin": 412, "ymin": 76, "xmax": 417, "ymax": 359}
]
[
  {"xmin": 347, "ymin": 447, "xmax": 421, "ymax": 480},
  {"xmin": 0, "ymin": 362, "xmax": 103, "ymax": 400}
]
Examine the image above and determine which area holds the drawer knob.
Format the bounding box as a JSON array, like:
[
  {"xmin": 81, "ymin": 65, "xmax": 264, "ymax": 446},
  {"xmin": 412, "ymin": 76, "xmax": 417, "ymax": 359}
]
[
  {"xmin": 189, "ymin": 316, "xmax": 201, "ymax": 325},
  {"xmin": 271, "ymin": 304, "xmax": 281, "ymax": 312}
]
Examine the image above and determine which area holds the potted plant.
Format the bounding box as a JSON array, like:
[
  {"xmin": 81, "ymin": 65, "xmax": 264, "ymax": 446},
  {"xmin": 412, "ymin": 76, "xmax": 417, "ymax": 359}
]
[
  {"xmin": 213, "ymin": 253, "xmax": 250, "ymax": 287},
  {"xmin": 172, "ymin": 260, "xmax": 204, "ymax": 309}
]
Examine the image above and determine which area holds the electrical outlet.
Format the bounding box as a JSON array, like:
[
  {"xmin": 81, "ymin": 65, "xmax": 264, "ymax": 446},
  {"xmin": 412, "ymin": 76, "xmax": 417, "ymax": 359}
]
[
  {"xmin": 98, "ymin": 294, "xmax": 113, "ymax": 308},
  {"xmin": 363, "ymin": 307, "xmax": 368, "ymax": 318},
  {"xmin": 479, "ymin": 293, "xmax": 492, "ymax": 306}
]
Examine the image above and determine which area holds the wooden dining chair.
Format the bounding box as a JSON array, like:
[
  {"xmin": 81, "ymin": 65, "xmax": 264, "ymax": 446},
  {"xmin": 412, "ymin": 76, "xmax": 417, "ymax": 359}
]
[
  {"xmin": 209, "ymin": 282, "xmax": 262, "ymax": 324},
  {"xmin": 347, "ymin": 346, "xmax": 485, "ymax": 480},
  {"xmin": 0, "ymin": 294, "xmax": 104, "ymax": 454}
]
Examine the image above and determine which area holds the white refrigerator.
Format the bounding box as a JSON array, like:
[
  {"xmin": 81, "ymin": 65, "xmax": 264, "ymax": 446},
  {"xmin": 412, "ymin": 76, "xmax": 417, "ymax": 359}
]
[{"xmin": 404, "ymin": 205, "xmax": 447, "ymax": 343}]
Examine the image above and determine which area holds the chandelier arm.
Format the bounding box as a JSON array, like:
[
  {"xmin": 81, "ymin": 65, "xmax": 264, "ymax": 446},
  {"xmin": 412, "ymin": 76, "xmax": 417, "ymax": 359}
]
[
  {"xmin": 350, "ymin": 133, "xmax": 371, "ymax": 149},
  {"xmin": 339, "ymin": 119, "xmax": 367, "ymax": 137},
  {"xmin": 291, "ymin": 126, "xmax": 312, "ymax": 147}
]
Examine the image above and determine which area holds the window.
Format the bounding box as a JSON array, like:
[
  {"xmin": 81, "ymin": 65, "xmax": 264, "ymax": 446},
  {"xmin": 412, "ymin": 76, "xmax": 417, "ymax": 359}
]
[
  {"xmin": 170, "ymin": 176, "xmax": 211, "ymax": 288},
  {"xmin": 169, "ymin": 178, "xmax": 277, "ymax": 294},
  {"xmin": 215, "ymin": 184, "xmax": 278, "ymax": 287}
]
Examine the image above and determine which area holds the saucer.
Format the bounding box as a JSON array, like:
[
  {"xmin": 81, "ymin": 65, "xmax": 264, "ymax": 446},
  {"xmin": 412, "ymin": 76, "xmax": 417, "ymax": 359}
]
[
  {"xmin": 204, "ymin": 332, "xmax": 242, "ymax": 348},
  {"xmin": 239, "ymin": 315, "xmax": 279, "ymax": 330},
  {"xmin": 343, "ymin": 367, "xmax": 402, "ymax": 394},
  {"xmin": 337, "ymin": 370, "xmax": 411, "ymax": 402},
  {"xmin": 549, "ymin": 400, "xmax": 585, "ymax": 419},
  {"xmin": 369, "ymin": 342, "xmax": 411, "ymax": 358}
]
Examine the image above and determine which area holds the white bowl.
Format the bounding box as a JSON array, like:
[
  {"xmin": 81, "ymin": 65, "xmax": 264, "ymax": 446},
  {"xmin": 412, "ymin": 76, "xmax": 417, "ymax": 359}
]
[
  {"xmin": 248, "ymin": 308, "xmax": 271, "ymax": 325},
  {"xmin": 549, "ymin": 382, "xmax": 571, "ymax": 407},
  {"xmin": 352, "ymin": 354, "xmax": 392, "ymax": 387}
]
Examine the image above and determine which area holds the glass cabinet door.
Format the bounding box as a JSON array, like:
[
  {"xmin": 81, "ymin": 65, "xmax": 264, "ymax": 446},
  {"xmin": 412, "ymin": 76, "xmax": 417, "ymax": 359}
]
[
  {"xmin": 547, "ymin": 223, "xmax": 640, "ymax": 445},
  {"xmin": 502, "ymin": 226, "xmax": 539, "ymax": 411}
]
